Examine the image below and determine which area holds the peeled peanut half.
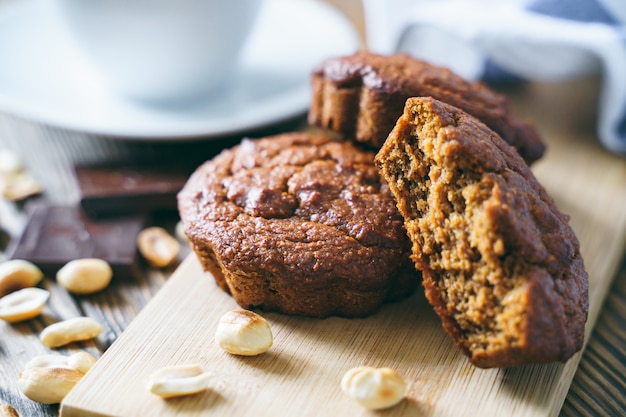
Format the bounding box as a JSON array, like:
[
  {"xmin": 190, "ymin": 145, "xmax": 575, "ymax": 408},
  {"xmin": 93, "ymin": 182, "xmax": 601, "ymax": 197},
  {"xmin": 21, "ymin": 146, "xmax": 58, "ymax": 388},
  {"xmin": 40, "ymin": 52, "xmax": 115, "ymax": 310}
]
[
  {"xmin": 40, "ymin": 317, "xmax": 103, "ymax": 348},
  {"xmin": 147, "ymin": 364, "xmax": 212, "ymax": 399},
  {"xmin": 18, "ymin": 367, "xmax": 83, "ymax": 404},
  {"xmin": 341, "ymin": 366, "xmax": 407, "ymax": 410},
  {"xmin": 0, "ymin": 287, "xmax": 49, "ymax": 323},
  {"xmin": 0, "ymin": 172, "xmax": 43, "ymax": 202},
  {"xmin": 0, "ymin": 260, "xmax": 44, "ymax": 297},
  {"xmin": 18, "ymin": 352, "xmax": 97, "ymax": 404},
  {"xmin": 215, "ymin": 309, "xmax": 273, "ymax": 356},
  {"xmin": 24, "ymin": 351, "xmax": 97, "ymax": 374},
  {"xmin": 137, "ymin": 227, "xmax": 180, "ymax": 268},
  {"xmin": 23, "ymin": 354, "xmax": 73, "ymax": 371},
  {"xmin": 56, "ymin": 258, "xmax": 112, "ymax": 294},
  {"xmin": 67, "ymin": 351, "xmax": 98, "ymax": 374}
]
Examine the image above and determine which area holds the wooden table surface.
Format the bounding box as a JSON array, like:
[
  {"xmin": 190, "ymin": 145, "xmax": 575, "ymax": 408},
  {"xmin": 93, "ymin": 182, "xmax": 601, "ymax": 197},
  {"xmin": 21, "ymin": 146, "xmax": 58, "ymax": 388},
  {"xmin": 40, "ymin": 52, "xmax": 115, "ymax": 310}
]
[{"xmin": 0, "ymin": 0, "xmax": 625, "ymax": 416}]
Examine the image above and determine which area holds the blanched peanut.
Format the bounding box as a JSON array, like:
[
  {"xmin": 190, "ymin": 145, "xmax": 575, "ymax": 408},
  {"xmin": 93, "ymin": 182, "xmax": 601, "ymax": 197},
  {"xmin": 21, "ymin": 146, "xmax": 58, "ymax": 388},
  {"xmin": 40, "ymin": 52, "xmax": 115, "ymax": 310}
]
[
  {"xmin": 24, "ymin": 354, "xmax": 73, "ymax": 371},
  {"xmin": 56, "ymin": 258, "xmax": 112, "ymax": 294},
  {"xmin": 24, "ymin": 352, "xmax": 97, "ymax": 373},
  {"xmin": 137, "ymin": 227, "xmax": 180, "ymax": 268},
  {"xmin": 341, "ymin": 366, "xmax": 407, "ymax": 410},
  {"xmin": 0, "ymin": 150, "xmax": 42, "ymax": 202},
  {"xmin": 215, "ymin": 309, "xmax": 273, "ymax": 356},
  {"xmin": 18, "ymin": 367, "xmax": 83, "ymax": 404},
  {"xmin": 0, "ymin": 288, "xmax": 49, "ymax": 323},
  {"xmin": 0, "ymin": 149, "xmax": 23, "ymax": 175},
  {"xmin": 0, "ymin": 403, "xmax": 20, "ymax": 417},
  {"xmin": 18, "ymin": 352, "xmax": 97, "ymax": 404},
  {"xmin": 146, "ymin": 364, "xmax": 212, "ymax": 399},
  {"xmin": 67, "ymin": 351, "xmax": 98, "ymax": 374},
  {"xmin": 40, "ymin": 317, "xmax": 103, "ymax": 348},
  {"xmin": 0, "ymin": 172, "xmax": 42, "ymax": 202},
  {"xmin": 0, "ymin": 260, "xmax": 43, "ymax": 297}
]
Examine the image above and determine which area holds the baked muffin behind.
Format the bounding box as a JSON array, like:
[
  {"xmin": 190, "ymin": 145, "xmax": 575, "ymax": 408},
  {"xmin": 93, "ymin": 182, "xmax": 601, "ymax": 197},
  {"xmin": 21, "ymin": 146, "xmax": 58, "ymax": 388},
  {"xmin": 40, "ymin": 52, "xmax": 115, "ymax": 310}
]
[
  {"xmin": 375, "ymin": 97, "xmax": 588, "ymax": 368},
  {"xmin": 178, "ymin": 132, "xmax": 418, "ymax": 318},
  {"xmin": 310, "ymin": 51, "xmax": 545, "ymax": 164}
]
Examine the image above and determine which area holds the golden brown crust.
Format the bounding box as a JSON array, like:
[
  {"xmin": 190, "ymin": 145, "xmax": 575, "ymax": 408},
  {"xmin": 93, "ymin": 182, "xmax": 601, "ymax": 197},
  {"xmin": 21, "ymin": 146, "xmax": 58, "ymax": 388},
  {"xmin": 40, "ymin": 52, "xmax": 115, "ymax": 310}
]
[
  {"xmin": 178, "ymin": 132, "xmax": 418, "ymax": 318},
  {"xmin": 310, "ymin": 51, "xmax": 545, "ymax": 164},
  {"xmin": 375, "ymin": 97, "xmax": 588, "ymax": 367}
]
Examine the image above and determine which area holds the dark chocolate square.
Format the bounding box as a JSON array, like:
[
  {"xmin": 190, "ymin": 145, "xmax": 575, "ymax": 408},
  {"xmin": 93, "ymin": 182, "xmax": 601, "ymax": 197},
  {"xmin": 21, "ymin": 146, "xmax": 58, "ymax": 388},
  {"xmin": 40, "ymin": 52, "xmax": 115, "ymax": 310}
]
[
  {"xmin": 74, "ymin": 164, "xmax": 189, "ymax": 217},
  {"xmin": 10, "ymin": 204, "xmax": 145, "ymax": 279}
]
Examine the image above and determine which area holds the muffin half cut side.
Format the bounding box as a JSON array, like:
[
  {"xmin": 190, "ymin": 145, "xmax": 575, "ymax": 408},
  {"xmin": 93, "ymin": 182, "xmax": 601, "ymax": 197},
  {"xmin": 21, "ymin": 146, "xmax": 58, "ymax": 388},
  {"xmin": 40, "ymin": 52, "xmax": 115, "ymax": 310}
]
[{"xmin": 375, "ymin": 97, "xmax": 588, "ymax": 368}]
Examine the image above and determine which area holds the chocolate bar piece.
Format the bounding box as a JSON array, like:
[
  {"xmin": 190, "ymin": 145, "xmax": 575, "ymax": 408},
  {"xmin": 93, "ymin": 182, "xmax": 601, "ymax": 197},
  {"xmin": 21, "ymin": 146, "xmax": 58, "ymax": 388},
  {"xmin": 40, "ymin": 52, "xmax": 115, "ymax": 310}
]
[
  {"xmin": 74, "ymin": 164, "xmax": 189, "ymax": 217},
  {"xmin": 10, "ymin": 204, "xmax": 145, "ymax": 279}
]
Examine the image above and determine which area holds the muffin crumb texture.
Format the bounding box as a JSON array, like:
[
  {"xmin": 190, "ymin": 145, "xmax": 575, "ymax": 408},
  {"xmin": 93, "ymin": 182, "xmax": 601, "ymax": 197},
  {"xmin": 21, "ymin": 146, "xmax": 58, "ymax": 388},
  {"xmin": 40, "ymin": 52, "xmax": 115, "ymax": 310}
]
[{"xmin": 376, "ymin": 97, "xmax": 588, "ymax": 368}]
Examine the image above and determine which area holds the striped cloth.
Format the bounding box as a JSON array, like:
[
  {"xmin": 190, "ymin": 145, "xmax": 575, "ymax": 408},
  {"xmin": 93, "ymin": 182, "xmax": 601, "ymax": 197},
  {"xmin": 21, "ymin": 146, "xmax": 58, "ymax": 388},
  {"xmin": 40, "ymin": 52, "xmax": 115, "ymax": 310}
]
[{"xmin": 363, "ymin": 0, "xmax": 626, "ymax": 155}]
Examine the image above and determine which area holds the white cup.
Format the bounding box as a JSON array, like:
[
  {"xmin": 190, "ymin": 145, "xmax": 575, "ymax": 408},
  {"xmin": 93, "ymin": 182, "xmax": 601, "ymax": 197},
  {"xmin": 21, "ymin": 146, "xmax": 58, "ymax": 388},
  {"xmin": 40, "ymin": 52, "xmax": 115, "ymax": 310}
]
[{"xmin": 53, "ymin": 0, "xmax": 263, "ymax": 104}]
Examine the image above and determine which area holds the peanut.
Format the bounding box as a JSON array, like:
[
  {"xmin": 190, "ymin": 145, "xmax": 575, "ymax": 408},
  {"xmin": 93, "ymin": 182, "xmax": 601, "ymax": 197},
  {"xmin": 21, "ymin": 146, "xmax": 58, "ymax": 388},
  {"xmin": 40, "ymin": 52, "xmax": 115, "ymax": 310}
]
[
  {"xmin": 18, "ymin": 367, "xmax": 83, "ymax": 404},
  {"xmin": 147, "ymin": 364, "xmax": 212, "ymax": 399},
  {"xmin": 341, "ymin": 366, "xmax": 407, "ymax": 410},
  {"xmin": 0, "ymin": 150, "xmax": 41, "ymax": 202},
  {"xmin": 56, "ymin": 258, "xmax": 112, "ymax": 294},
  {"xmin": 215, "ymin": 309, "xmax": 273, "ymax": 356},
  {"xmin": 24, "ymin": 352, "xmax": 97, "ymax": 374},
  {"xmin": 137, "ymin": 227, "xmax": 180, "ymax": 268},
  {"xmin": 0, "ymin": 149, "xmax": 23, "ymax": 175},
  {"xmin": 0, "ymin": 260, "xmax": 44, "ymax": 297},
  {"xmin": 0, "ymin": 287, "xmax": 49, "ymax": 323},
  {"xmin": 67, "ymin": 351, "xmax": 98, "ymax": 374},
  {"xmin": 0, "ymin": 172, "xmax": 42, "ymax": 202},
  {"xmin": 0, "ymin": 403, "xmax": 20, "ymax": 417},
  {"xmin": 40, "ymin": 317, "xmax": 103, "ymax": 348},
  {"xmin": 24, "ymin": 354, "xmax": 73, "ymax": 370}
]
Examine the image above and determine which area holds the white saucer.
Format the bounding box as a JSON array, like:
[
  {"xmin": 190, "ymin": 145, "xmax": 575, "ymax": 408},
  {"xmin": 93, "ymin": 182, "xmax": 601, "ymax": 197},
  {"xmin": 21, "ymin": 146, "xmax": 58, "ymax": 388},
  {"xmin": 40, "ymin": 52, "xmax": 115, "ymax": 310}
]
[{"xmin": 0, "ymin": 0, "xmax": 360, "ymax": 140}]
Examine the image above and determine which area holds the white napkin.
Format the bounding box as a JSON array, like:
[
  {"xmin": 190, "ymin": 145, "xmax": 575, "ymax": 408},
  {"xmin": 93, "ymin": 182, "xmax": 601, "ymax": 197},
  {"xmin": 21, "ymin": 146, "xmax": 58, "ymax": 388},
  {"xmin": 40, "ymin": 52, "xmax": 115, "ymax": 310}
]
[{"xmin": 362, "ymin": 0, "xmax": 626, "ymax": 155}]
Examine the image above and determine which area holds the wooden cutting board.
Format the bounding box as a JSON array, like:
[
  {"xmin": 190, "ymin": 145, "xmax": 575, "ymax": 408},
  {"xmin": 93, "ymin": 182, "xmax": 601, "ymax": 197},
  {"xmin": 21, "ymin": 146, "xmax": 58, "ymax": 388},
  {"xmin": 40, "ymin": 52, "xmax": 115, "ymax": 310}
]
[{"xmin": 60, "ymin": 81, "xmax": 626, "ymax": 417}]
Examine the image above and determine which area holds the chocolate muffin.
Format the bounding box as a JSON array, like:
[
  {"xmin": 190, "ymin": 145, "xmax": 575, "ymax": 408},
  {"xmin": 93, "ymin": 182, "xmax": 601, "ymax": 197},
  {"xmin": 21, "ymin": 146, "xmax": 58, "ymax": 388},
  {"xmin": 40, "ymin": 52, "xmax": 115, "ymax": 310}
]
[
  {"xmin": 178, "ymin": 132, "xmax": 418, "ymax": 318},
  {"xmin": 375, "ymin": 97, "xmax": 588, "ymax": 368},
  {"xmin": 310, "ymin": 51, "xmax": 545, "ymax": 164}
]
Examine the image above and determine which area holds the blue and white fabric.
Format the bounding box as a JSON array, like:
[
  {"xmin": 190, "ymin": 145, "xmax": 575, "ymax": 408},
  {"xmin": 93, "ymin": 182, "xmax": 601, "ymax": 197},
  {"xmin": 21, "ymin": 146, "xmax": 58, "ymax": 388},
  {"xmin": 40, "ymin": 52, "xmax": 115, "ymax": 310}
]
[{"xmin": 363, "ymin": 0, "xmax": 626, "ymax": 155}]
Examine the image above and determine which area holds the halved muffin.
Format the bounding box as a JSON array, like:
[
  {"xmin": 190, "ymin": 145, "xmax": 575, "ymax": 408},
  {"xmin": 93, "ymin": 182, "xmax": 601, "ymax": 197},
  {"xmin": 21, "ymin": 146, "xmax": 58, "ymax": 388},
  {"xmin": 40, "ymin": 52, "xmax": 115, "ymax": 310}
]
[{"xmin": 375, "ymin": 97, "xmax": 587, "ymax": 367}]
